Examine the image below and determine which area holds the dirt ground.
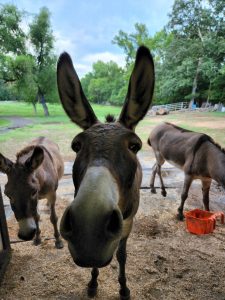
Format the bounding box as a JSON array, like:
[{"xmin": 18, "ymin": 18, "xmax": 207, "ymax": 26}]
[{"xmin": 1, "ymin": 158, "xmax": 225, "ymax": 300}]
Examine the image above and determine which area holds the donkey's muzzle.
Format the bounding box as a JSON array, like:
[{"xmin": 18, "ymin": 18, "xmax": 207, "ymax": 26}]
[
  {"xmin": 18, "ymin": 217, "xmax": 36, "ymax": 241},
  {"xmin": 73, "ymin": 253, "xmax": 113, "ymax": 268},
  {"xmin": 60, "ymin": 205, "xmax": 123, "ymax": 268},
  {"xmin": 18, "ymin": 229, "xmax": 36, "ymax": 241},
  {"xmin": 60, "ymin": 165, "xmax": 123, "ymax": 267}
]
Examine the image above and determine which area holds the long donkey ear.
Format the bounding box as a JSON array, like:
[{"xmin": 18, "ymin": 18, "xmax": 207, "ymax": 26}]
[
  {"xmin": 0, "ymin": 153, "xmax": 13, "ymax": 174},
  {"xmin": 57, "ymin": 52, "xmax": 99, "ymax": 130},
  {"xmin": 25, "ymin": 147, "xmax": 44, "ymax": 171},
  {"xmin": 119, "ymin": 46, "xmax": 155, "ymax": 130}
]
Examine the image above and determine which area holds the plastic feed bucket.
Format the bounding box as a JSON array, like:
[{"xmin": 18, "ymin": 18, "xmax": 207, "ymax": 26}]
[{"xmin": 184, "ymin": 209, "xmax": 224, "ymax": 235}]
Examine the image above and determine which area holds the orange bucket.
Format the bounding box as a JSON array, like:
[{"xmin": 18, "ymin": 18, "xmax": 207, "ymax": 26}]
[{"xmin": 184, "ymin": 209, "xmax": 224, "ymax": 235}]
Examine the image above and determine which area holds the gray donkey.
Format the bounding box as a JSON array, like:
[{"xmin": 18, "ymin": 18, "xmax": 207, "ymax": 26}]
[
  {"xmin": 148, "ymin": 122, "xmax": 225, "ymax": 220},
  {"xmin": 58, "ymin": 46, "xmax": 154, "ymax": 300}
]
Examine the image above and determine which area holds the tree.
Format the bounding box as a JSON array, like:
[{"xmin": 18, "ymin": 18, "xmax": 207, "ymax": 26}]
[
  {"xmin": 11, "ymin": 55, "xmax": 37, "ymax": 111},
  {"xmin": 0, "ymin": 80, "xmax": 12, "ymax": 100},
  {"xmin": 0, "ymin": 4, "xmax": 59, "ymax": 112},
  {"xmin": 112, "ymin": 24, "xmax": 175, "ymax": 104},
  {"xmin": 112, "ymin": 3, "xmax": 225, "ymax": 105},
  {"xmin": 167, "ymin": 0, "xmax": 225, "ymax": 105},
  {"xmin": 29, "ymin": 7, "xmax": 55, "ymax": 116},
  {"xmin": 81, "ymin": 60, "xmax": 126, "ymax": 105},
  {"xmin": 112, "ymin": 23, "xmax": 149, "ymax": 65},
  {"xmin": 0, "ymin": 4, "xmax": 26, "ymax": 55},
  {"xmin": 0, "ymin": 4, "xmax": 26, "ymax": 84}
]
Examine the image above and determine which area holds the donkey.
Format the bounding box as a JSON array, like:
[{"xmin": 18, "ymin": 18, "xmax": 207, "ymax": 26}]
[
  {"xmin": 148, "ymin": 122, "xmax": 225, "ymax": 220},
  {"xmin": 0, "ymin": 137, "xmax": 64, "ymax": 248},
  {"xmin": 58, "ymin": 46, "xmax": 154, "ymax": 300}
]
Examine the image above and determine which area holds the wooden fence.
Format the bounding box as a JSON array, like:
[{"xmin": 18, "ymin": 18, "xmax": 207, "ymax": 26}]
[{"xmin": 151, "ymin": 102, "xmax": 189, "ymax": 112}]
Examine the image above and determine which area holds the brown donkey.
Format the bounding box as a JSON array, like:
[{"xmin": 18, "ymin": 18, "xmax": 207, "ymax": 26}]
[
  {"xmin": 58, "ymin": 46, "xmax": 154, "ymax": 300},
  {"xmin": 148, "ymin": 122, "xmax": 225, "ymax": 220},
  {"xmin": 0, "ymin": 137, "xmax": 64, "ymax": 248}
]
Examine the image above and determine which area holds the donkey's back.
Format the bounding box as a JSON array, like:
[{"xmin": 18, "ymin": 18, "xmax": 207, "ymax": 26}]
[
  {"xmin": 149, "ymin": 122, "xmax": 207, "ymax": 169},
  {"xmin": 28, "ymin": 137, "xmax": 64, "ymax": 180}
]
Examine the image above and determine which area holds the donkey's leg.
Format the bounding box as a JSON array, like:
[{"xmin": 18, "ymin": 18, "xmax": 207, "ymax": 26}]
[
  {"xmin": 48, "ymin": 192, "xmax": 64, "ymax": 249},
  {"xmin": 178, "ymin": 175, "xmax": 193, "ymax": 220},
  {"xmin": 87, "ymin": 267, "xmax": 99, "ymax": 298},
  {"xmin": 117, "ymin": 238, "xmax": 130, "ymax": 300},
  {"xmin": 33, "ymin": 213, "xmax": 41, "ymax": 246},
  {"xmin": 150, "ymin": 163, "xmax": 157, "ymax": 193},
  {"xmin": 156, "ymin": 164, "xmax": 167, "ymax": 197},
  {"xmin": 201, "ymin": 179, "xmax": 211, "ymax": 211}
]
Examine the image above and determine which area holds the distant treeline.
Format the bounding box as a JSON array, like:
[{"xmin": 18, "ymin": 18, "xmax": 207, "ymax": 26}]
[
  {"xmin": 82, "ymin": 0, "xmax": 225, "ymax": 107},
  {"xmin": 0, "ymin": 0, "xmax": 224, "ymax": 117}
]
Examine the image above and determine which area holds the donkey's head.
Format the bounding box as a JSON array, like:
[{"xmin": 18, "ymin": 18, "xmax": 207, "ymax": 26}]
[
  {"xmin": 0, "ymin": 147, "xmax": 44, "ymax": 240},
  {"xmin": 58, "ymin": 46, "xmax": 154, "ymax": 268}
]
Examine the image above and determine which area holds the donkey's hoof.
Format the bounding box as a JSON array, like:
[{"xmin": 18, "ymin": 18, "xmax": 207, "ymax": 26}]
[
  {"xmin": 161, "ymin": 190, "xmax": 167, "ymax": 197},
  {"xmin": 87, "ymin": 286, "xmax": 97, "ymax": 298},
  {"xmin": 33, "ymin": 238, "xmax": 41, "ymax": 246},
  {"xmin": 55, "ymin": 239, "xmax": 64, "ymax": 249},
  {"xmin": 120, "ymin": 295, "xmax": 130, "ymax": 300},
  {"xmin": 177, "ymin": 213, "xmax": 184, "ymax": 221},
  {"xmin": 151, "ymin": 187, "xmax": 157, "ymax": 194},
  {"xmin": 120, "ymin": 288, "xmax": 130, "ymax": 300}
]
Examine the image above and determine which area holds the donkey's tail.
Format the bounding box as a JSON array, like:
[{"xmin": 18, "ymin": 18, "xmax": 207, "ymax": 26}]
[{"xmin": 147, "ymin": 138, "xmax": 151, "ymax": 146}]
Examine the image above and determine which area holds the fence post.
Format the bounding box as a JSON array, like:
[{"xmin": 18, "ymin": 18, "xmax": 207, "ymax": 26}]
[{"xmin": 0, "ymin": 185, "xmax": 11, "ymax": 284}]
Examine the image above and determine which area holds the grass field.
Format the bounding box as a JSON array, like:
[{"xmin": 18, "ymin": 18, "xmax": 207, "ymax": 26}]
[
  {"xmin": 0, "ymin": 101, "xmax": 224, "ymax": 160},
  {"xmin": 0, "ymin": 101, "xmax": 121, "ymax": 120}
]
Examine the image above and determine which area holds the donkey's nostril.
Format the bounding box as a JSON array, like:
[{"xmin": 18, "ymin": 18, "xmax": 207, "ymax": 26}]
[{"xmin": 105, "ymin": 209, "xmax": 122, "ymax": 237}]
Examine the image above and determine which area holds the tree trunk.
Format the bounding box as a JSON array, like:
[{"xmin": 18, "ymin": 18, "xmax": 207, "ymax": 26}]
[
  {"xmin": 32, "ymin": 101, "xmax": 37, "ymax": 115},
  {"xmin": 189, "ymin": 26, "xmax": 204, "ymax": 108},
  {"xmin": 189, "ymin": 57, "xmax": 202, "ymax": 108},
  {"xmin": 40, "ymin": 94, "xmax": 50, "ymax": 117},
  {"xmin": 206, "ymin": 81, "xmax": 211, "ymax": 106}
]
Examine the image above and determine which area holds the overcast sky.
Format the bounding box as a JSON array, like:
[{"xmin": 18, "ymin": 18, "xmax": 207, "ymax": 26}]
[{"xmin": 2, "ymin": 0, "xmax": 174, "ymax": 77}]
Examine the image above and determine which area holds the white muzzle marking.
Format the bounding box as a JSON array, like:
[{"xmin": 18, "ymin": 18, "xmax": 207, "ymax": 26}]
[{"xmin": 75, "ymin": 166, "xmax": 119, "ymax": 208}]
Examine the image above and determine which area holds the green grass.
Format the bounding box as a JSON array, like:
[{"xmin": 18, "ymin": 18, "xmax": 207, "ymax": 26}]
[
  {"xmin": 0, "ymin": 102, "xmax": 121, "ymax": 159},
  {"xmin": 0, "ymin": 101, "xmax": 224, "ymax": 159},
  {"xmin": 0, "ymin": 119, "xmax": 11, "ymax": 127},
  {"xmin": 0, "ymin": 101, "xmax": 121, "ymax": 121}
]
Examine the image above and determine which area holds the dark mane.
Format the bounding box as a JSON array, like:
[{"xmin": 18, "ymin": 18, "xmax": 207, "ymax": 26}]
[
  {"xmin": 105, "ymin": 114, "xmax": 116, "ymax": 123},
  {"xmin": 165, "ymin": 122, "xmax": 193, "ymax": 133},
  {"xmin": 208, "ymin": 136, "xmax": 225, "ymax": 155}
]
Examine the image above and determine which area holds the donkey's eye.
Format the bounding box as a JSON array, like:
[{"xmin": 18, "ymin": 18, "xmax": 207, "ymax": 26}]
[
  {"xmin": 72, "ymin": 141, "xmax": 81, "ymax": 153},
  {"xmin": 31, "ymin": 190, "xmax": 37, "ymax": 198},
  {"xmin": 129, "ymin": 143, "xmax": 141, "ymax": 154}
]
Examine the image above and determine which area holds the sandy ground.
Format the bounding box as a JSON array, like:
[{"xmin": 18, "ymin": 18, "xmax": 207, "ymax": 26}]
[{"xmin": 1, "ymin": 153, "xmax": 225, "ymax": 300}]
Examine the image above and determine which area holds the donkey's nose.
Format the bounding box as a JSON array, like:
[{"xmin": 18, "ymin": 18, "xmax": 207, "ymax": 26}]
[
  {"xmin": 18, "ymin": 228, "xmax": 36, "ymax": 241},
  {"xmin": 18, "ymin": 217, "xmax": 37, "ymax": 241},
  {"xmin": 105, "ymin": 209, "xmax": 122, "ymax": 238}
]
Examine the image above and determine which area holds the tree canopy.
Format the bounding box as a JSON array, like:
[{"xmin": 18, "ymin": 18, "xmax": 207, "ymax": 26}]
[
  {"xmin": 109, "ymin": 0, "xmax": 225, "ymax": 105},
  {"xmin": 0, "ymin": 1, "xmax": 224, "ymax": 111},
  {"xmin": 0, "ymin": 4, "xmax": 57, "ymax": 115}
]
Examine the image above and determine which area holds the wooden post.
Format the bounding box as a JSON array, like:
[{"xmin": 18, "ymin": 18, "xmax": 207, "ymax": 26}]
[{"xmin": 0, "ymin": 185, "xmax": 11, "ymax": 284}]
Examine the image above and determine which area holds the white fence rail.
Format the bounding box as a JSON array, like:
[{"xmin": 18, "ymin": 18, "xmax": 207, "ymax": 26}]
[{"xmin": 151, "ymin": 102, "xmax": 189, "ymax": 112}]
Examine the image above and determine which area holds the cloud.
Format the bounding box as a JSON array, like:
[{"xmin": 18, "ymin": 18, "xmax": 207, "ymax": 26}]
[
  {"xmin": 83, "ymin": 52, "xmax": 126, "ymax": 67},
  {"xmin": 54, "ymin": 30, "xmax": 76, "ymax": 55},
  {"xmin": 74, "ymin": 63, "xmax": 92, "ymax": 78}
]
